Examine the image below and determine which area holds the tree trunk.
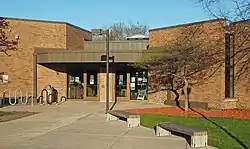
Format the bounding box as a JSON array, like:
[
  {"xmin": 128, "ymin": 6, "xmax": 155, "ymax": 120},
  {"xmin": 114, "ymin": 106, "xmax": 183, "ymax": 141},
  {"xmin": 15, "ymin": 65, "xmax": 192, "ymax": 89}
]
[{"xmin": 183, "ymin": 76, "xmax": 189, "ymax": 111}]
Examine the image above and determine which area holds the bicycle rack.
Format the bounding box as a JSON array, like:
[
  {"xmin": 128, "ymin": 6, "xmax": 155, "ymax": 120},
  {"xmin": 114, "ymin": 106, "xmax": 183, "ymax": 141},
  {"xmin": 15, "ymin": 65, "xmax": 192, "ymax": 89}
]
[
  {"xmin": 1, "ymin": 88, "xmax": 67, "ymax": 107},
  {"xmin": 20, "ymin": 88, "xmax": 29, "ymax": 105},
  {"xmin": 14, "ymin": 89, "xmax": 23, "ymax": 105},
  {"xmin": 5, "ymin": 89, "xmax": 17, "ymax": 105},
  {"xmin": 48, "ymin": 94, "xmax": 53, "ymax": 104},
  {"xmin": 61, "ymin": 96, "xmax": 67, "ymax": 102},
  {"xmin": 40, "ymin": 89, "xmax": 48, "ymax": 104},
  {"xmin": 3, "ymin": 89, "xmax": 11, "ymax": 105}
]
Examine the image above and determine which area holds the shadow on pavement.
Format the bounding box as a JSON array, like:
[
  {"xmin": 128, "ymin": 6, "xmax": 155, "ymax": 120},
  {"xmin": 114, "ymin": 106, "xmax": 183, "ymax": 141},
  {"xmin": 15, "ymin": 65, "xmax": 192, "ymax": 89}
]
[{"xmin": 190, "ymin": 108, "xmax": 249, "ymax": 149}]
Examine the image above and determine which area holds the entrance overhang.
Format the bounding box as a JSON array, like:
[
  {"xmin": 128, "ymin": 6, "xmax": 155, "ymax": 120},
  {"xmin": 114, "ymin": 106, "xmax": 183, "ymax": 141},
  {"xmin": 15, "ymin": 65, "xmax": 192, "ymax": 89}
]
[{"xmin": 35, "ymin": 48, "xmax": 144, "ymax": 63}]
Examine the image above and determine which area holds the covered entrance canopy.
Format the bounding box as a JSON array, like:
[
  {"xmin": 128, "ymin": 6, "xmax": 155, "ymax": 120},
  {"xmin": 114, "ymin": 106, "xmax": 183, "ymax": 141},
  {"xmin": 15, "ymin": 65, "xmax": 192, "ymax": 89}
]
[
  {"xmin": 35, "ymin": 48, "xmax": 144, "ymax": 63},
  {"xmin": 33, "ymin": 48, "xmax": 149, "ymax": 101}
]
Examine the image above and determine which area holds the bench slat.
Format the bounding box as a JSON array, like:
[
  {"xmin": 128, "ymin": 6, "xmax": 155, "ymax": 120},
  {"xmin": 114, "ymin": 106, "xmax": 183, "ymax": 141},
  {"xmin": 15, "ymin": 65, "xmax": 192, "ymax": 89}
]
[
  {"xmin": 108, "ymin": 110, "xmax": 139, "ymax": 118},
  {"xmin": 158, "ymin": 122, "xmax": 207, "ymax": 136}
]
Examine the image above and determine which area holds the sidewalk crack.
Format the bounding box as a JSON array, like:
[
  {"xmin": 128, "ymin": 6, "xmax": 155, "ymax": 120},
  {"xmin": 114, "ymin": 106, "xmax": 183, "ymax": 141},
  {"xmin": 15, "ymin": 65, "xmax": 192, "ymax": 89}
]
[{"xmin": 107, "ymin": 128, "xmax": 131, "ymax": 149}]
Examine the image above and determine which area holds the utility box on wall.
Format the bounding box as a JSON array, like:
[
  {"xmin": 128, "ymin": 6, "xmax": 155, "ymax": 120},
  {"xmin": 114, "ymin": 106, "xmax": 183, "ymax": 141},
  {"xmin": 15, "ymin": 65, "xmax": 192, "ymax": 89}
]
[{"xmin": 0, "ymin": 74, "xmax": 8, "ymax": 83}]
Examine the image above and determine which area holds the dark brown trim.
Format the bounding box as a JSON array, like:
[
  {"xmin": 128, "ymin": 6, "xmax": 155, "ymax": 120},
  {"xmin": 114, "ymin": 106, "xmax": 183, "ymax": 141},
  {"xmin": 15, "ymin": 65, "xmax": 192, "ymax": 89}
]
[
  {"xmin": 33, "ymin": 53, "xmax": 37, "ymax": 98},
  {"xmin": 3, "ymin": 16, "xmax": 91, "ymax": 34},
  {"xmin": 34, "ymin": 47, "xmax": 67, "ymax": 53},
  {"xmin": 34, "ymin": 47, "xmax": 147, "ymax": 53},
  {"xmin": 149, "ymin": 18, "xmax": 226, "ymax": 32}
]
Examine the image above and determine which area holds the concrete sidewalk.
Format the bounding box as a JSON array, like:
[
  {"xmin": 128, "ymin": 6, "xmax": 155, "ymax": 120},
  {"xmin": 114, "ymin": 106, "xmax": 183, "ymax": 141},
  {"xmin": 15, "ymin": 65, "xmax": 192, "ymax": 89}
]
[{"xmin": 0, "ymin": 101, "xmax": 217, "ymax": 149}]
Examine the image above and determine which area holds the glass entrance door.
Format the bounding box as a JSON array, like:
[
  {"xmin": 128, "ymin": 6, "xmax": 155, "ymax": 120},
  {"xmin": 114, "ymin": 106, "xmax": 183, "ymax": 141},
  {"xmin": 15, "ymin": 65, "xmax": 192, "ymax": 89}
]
[
  {"xmin": 130, "ymin": 71, "xmax": 148, "ymax": 100},
  {"xmin": 86, "ymin": 72, "xmax": 98, "ymax": 97},
  {"xmin": 67, "ymin": 72, "xmax": 83, "ymax": 99},
  {"xmin": 115, "ymin": 72, "xmax": 127, "ymax": 97}
]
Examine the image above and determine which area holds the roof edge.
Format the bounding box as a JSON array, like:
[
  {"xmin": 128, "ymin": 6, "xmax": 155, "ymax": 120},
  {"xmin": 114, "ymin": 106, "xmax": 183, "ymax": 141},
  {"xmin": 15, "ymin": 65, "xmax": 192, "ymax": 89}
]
[
  {"xmin": 149, "ymin": 18, "xmax": 226, "ymax": 32},
  {"xmin": 35, "ymin": 47, "xmax": 145, "ymax": 54},
  {"xmin": 2, "ymin": 17, "xmax": 91, "ymax": 33},
  {"xmin": 230, "ymin": 19, "xmax": 250, "ymax": 25}
]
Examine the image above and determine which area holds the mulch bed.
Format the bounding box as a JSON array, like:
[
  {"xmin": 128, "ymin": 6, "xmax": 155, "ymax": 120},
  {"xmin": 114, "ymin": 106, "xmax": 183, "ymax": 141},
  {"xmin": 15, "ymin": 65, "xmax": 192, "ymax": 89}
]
[
  {"xmin": 125, "ymin": 107, "xmax": 250, "ymax": 120},
  {"xmin": 0, "ymin": 111, "xmax": 37, "ymax": 123}
]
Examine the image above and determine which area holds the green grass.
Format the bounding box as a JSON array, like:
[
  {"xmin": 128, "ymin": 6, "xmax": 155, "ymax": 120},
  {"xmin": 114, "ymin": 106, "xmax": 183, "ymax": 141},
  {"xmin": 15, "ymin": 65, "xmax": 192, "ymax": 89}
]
[
  {"xmin": 141, "ymin": 114, "xmax": 250, "ymax": 149},
  {"xmin": 0, "ymin": 111, "xmax": 15, "ymax": 116}
]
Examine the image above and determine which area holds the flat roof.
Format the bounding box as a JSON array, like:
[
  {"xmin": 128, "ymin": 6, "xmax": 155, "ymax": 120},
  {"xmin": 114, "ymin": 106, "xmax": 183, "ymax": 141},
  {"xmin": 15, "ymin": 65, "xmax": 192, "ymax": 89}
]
[
  {"xmin": 149, "ymin": 18, "xmax": 226, "ymax": 32},
  {"xmin": 34, "ymin": 47, "xmax": 169, "ymax": 63},
  {"xmin": 230, "ymin": 19, "xmax": 250, "ymax": 25},
  {"xmin": 2, "ymin": 17, "xmax": 91, "ymax": 34}
]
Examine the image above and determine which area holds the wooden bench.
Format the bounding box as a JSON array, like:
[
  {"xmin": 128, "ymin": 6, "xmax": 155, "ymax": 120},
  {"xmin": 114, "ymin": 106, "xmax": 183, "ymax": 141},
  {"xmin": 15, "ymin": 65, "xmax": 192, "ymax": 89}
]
[
  {"xmin": 106, "ymin": 110, "xmax": 140, "ymax": 128},
  {"xmin": 156, "ymin": 122, "xmax": 208, "ymax": 148}
]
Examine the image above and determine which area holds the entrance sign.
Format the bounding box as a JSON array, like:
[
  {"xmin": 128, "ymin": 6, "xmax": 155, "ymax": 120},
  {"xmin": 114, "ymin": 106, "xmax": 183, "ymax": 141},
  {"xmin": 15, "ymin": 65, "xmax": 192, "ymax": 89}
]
[
  {"xmin": 75, "ymin": 77, "xmax": 80, "ymax": 83},
  {"xmin": 90, "ymin": 75, "xmax": 94, "ymax": 85},
  {"xmin": 118, "ymin": 75, "xmax": 124, "ymax": 87},
  {"xmin": 131, "ymin": 77, "xmax": 136, "ymax": 83},
  {"xmin": 119, "ymin": 79, "xmax": 123, "ymax": 86},
  {"xmin": 130, "ymin": 83, "xmax": 135, "ymax": 90},
  {"xmin": 2, "ymin": 75, "xmax": 8, "ymax": 83}
]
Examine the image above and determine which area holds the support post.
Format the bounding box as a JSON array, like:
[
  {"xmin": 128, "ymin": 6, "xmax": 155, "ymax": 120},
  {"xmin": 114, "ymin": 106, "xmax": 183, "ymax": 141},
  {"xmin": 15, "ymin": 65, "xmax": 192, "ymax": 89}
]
[{"xmin": 106, "ymin": 29, "xmax": 110, "ymax": 113}]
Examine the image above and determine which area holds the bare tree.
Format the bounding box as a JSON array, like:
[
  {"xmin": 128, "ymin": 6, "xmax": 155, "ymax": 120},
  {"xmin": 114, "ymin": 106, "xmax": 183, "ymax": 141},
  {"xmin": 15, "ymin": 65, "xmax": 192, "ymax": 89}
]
[
  {"xmin": 197, "ymin": 0, "xmax": 250, "ymax": 21},
  {"xmin": 133, "ymin": 24, "xmax": 224, "ymax": 111},
  {"xmin": 103, "ymin": 21, "xmax": 149, "ymax": 40},
  {"xmin": 0, "ymin": 17, "xmax": 19, "ymax": 55},
  {"xmin": 0, "ymin": 17, "xmax": 19, "ymax": 80},
  {"xmin": 197, "ymin": 0, "xmax": 250, "ymax": 82}
]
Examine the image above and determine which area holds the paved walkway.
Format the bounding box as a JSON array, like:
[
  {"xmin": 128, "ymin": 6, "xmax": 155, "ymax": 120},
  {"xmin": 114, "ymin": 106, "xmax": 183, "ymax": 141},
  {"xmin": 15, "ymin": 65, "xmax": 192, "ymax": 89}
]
[{"xmin": 0, "ymin": 101, "xmax": 217, "ymax": 149}]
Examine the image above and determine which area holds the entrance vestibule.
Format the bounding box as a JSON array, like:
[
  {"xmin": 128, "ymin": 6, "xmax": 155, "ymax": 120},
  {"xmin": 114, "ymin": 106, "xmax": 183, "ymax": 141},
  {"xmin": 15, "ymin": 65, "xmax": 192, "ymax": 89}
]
[{"xmin": 66, "ymin": 63, "xmax": 148, "ymax": 101}]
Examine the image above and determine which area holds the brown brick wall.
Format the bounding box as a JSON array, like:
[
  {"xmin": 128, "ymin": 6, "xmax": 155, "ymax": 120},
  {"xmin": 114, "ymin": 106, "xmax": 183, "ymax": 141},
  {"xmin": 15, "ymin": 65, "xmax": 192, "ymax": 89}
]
[
  {"xmin": 0, "ymin": 19, "xmax": 91, "ymax": 100},
  {"xmin": 66, "ymin": 25, "xmax": 92, "ymax": 50},
  {"xmin": 0, "ymin": 19, "xmax": 93, "ymax": 100},
  {"xmin": 37, "ymin": 64, "xmax": 67, "ymax": 98},
  {"xmin": 231, "ymin": 21, "xmax": 250, "ymax": 108},
  {"xmin": 148, "ymin": 19, "xmax": 228, "ymax": 109},
  {"xmin": 0, "ymin": 19, "xmax": 68, "ymax": 99},
  {"xmin": 149, "ymin": 19, "xmax": 226, "ymax": 47}
]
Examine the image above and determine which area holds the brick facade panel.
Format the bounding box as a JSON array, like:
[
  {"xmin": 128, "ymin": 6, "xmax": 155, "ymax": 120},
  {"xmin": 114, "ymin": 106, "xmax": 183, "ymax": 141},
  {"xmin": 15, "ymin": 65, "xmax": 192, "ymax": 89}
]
[
  {"xmin": 66, "ymin": 25, "xmax": 92, "ymax": 50},
  {"xmin": 231, "ymin": 21, "xmax": 250, "ymax": 108},
  {"xmin": 0, "ymin": 19, "xmax": 67, "ymax": 99},
  {"xmin": 148, "ymin": 19, "xmax": 227, "ymax": 109},
  {"xmin": 37, "ymin": 64, "xmax": 67, "ymax": 99}
]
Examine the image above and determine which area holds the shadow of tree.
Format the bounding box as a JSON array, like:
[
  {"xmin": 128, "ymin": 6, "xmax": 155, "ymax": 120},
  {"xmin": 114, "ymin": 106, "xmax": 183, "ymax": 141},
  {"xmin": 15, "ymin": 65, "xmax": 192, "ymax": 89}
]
[
  {"xmin": 190, "ymin": 108, "xmax": 249, "ymax": 149},
  {"xmin": 109, "ymin": 96, "xmax": 117, "ymax": 111}
]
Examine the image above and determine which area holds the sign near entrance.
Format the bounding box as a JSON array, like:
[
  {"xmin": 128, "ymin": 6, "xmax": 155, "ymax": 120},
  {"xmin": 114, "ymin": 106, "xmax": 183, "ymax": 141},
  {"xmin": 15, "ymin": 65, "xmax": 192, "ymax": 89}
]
[
  {"xmin": 2, "ymin": 75, "xmax": 8, "ymax": 83},
  {"xmin": 90, "ymin": 75, "xmax": 95, "ymax": 85},
  {"xmin": 118, "ymin": 75, "xmax": 123, "ymax": 87},
  {"xmin": 119, "ymin": 80, "xmax": 123, "ymax": 86}
]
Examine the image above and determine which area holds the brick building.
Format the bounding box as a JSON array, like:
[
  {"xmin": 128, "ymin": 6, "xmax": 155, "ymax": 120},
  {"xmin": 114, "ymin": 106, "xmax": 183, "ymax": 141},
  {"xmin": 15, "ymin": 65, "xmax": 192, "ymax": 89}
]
[
  {"xmin": 0, "ymin": 17, "xmax": 249, "ymax": 109},
  {"xmin": 149, "ymin": 19, "xmax": 250, "ymax": 109},
  {"xmin": 0, "ymin": 17, "xmax": 149, "ymax": 104}
]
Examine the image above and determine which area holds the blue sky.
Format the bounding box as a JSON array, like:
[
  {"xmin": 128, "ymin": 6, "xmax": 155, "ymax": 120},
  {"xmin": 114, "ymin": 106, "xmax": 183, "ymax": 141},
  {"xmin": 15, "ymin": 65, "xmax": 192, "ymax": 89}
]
[{"xmin": 0, "ymin": 0, "xmax": 213, "ymax": 30}]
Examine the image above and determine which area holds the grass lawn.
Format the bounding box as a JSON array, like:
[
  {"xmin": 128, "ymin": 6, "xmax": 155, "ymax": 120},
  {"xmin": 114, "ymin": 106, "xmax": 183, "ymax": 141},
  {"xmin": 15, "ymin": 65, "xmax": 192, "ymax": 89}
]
[
  {"xmin": 141, "ymin": 114, "xmax": 250, "ymax": 149},
  {"xmin": 0, "ymin": 111, "xmax": 15, "ymax": 117},
  {"xmin": 0, "ymin": 111, "xmax": 36, "ymax": 122}
]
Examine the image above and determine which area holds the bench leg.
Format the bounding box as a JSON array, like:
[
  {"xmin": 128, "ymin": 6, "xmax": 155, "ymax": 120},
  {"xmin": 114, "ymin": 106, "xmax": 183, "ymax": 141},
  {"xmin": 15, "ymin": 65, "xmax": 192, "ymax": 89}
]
[
  {"xmin": 106, "ymin": 113, "xmax": 118, "ymax": 121},
  {"xmin": 127, "ymin": 118, "xmax": 140, "ymax": 128},
  {"xmin": 156, "ymin": 126, "xmax": 171, "ymax": 136},
  {"xmin": 191, "ymin": 134, "xmax": 208, "ymax": 148}
]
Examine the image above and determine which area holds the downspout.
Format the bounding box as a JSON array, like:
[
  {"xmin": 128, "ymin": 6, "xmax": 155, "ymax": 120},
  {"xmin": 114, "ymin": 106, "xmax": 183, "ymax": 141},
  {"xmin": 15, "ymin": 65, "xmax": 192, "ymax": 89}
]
[{"xmin": 33, "ymin": 52, "xmax": 37, "ymax": 99}]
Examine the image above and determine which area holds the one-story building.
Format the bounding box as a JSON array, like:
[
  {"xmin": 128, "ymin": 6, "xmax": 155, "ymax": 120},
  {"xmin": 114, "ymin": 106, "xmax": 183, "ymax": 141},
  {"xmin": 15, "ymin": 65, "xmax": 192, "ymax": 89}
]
[{"xmin": 0, "ymin": 17, "xmax": 249, "ymax": 109}]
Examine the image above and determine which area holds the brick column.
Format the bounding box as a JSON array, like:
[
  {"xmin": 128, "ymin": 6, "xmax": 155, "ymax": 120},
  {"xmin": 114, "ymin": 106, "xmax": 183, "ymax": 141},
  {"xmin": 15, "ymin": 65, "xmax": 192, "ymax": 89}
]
[
  {"xmin": 83, "ymin": 72, "xmax": 87, "ymax": 100},
  {"xmin": 99, "ymin": 67, "xmax": 113, "ymax": 102},
  {"xmin": 127, "ymin": 72, "xmax": 131, "ymax": 100}
]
